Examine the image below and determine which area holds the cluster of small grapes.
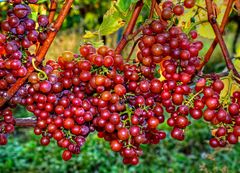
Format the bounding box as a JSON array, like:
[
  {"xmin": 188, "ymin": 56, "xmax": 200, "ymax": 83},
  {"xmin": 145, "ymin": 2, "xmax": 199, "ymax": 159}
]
[
  {"xmin": 17, "ymin": 51, "xmax": 99, "ymax": 161},
  {"xmin": 208, "ymin": 89, "xmax": 240, "ymax": 147},
  {"xmin": 0, "ymin": 0, "xmax": 49, "ymax": 99},
  {"xmin": 78, "ymin": 45, "xmax": 167, "ymax": 165},
  {"xmin": 137, "ymin": 0, "xmax": 239, "ymax": 147},
  {"xmin": 0, "ymin": 108, "xmax": 15, "ymax": 145},
  {"xmin": 161, "ymin": 0, "xmax": 195, "ymax": 21},
  {"xmin": 187, "ymin": 78, "xmax": 239, "ymax": 147},
  {"xmin": 137, "ymin": 16, "xmax": 202, "ymax": 140},
  {"xmin": 15, "ymin": 43, "xmax": 167, "ymax": 164}
]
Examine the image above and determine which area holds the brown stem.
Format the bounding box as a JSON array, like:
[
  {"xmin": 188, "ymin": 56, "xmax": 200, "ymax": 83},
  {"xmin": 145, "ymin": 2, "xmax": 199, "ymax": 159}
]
[
  {"xmin": 126, "ymin": 37, "xmax": 142, "ymax": 62},
  {"xmin": 149, "ymin": 0, "xmax": 156, "ymax": 19},
  {"xmin": 15, "ymin": 117, "xmax": 36, "ymax": 127},
  {"xmin": 115, "ymin": 0, "xmax": 143, "ymax": 54},
  {"xmin": 48, "ymin": 0, "xmax": 58, "ymax": 23},
  {"xmin": 0, "ymin": 0, "xmax": 74, "ymax": 108},
  {"xmin": 205, "ymin": 0, "xmax": 240, "ymax": 78},
  {"xmin": 199, "ymin": 0, "xmax": 234, "ymax": 70},
  {"xmin": 199, "ymin": 71, "xmax": 240, "ymax": 83}
]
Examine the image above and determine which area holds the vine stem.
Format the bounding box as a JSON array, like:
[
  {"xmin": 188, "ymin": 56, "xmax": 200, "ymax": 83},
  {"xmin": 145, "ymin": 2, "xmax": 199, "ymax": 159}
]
[
  {"xmin": 149, "ymin": 0, "xmax": 156, "ymax": 19},
  {"xmin": 48, "ymin": 0, "xmax": 58, "ymax": 23},
  {"xmin": 184, "ymin": 89, "xmax": 203, "ymax": 107},
  {"xmin": 115, "ymin": 0, "xmax": 143, "ymax": 54},
  {"xmin": 198, "ymin": 0, "xmax": 234, "ymax": 70},
  {"xmin": 205, "ymin": 0, "xmax": 240, "ymax": 79},
  {"xmin": 0, "ymin": 0, "xmax": 74, "ymax": 108},
  {"xmin": 126, "ymin": 37, "xmax": 142, "ymax": 62}
]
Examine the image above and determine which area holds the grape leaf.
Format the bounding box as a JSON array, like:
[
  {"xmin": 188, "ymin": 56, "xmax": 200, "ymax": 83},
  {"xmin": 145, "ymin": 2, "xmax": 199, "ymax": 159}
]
[
  {"xmin": 29, "ymin": 3, "xmax": 47, "ymax": 15},
  {"xmin": 196, "ymin": 22, "xmax": 215, "ymax": 39},
  {"xmin": 233, "ymin": 58, "xmax": 240, "ymax": 72},
  {"xmin": 220, "ymin": 78, "xmax": 239, "ymax": 99},
  {"xmin": 178, "ymin": 7, "xmax": 196, "ymax": 29},
  {"xmin": 154, "ymin": 65, "xmax": 161, "ymax": 78},
  {"xmin": 37, "ymin": 0, "xmax": 48, "ymax": 3},
  {"xmin": 87, "ymin": 40, "xmax": 104, "ymax": 48},
  {"xmin": 117, "ymin": 0, "xmax": 138, "ymax": 13},
  {"xmin": 98, "ymin": 5, "xmax": 125, "ymax": 36},
  {"xmin": 83, "ymin": 31, "xmax": 99, "ymax": 39},
  {"xmin": 29, "ymin": 11, "xmax": 38, "ymax": 21}
]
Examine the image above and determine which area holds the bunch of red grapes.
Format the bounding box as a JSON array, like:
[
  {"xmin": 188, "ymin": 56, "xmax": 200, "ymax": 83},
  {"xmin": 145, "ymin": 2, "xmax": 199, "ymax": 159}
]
[
  {"xmin": 80, "ymin": 45, "xmax": 166, "ymax": 165},
  {"xmin": 17, "ymin": 51, "xmax": 96, "ymax": 161},
  {"xmin": 137, "ymin": 2, "xmax": 203, "ymax": 140},
  {"xmin": 0, "ymin": 0, "xmax": 239, "ymax": 166},
  {"xmin": 0, "ymin": 0, "xmax": 48, "ymax": 99}
]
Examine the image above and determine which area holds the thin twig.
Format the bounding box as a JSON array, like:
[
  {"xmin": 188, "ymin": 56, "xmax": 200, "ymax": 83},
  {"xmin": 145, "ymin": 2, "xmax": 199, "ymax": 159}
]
[
  {"xmin": 126, "ymin": 37, "xmax": 142, "ymax": 62},
  {"xmin": 198, "ymin": 0, "xmax": 234, "ymax": 70},
  {"xmin": 149, "ymin": 0, "xmax": 156, "ymax": 19},
  {"xmin": 205, "ymin": 0, "xmax": 240, "ymax": 79},
  {"xmin": 48, "ymin": 0, "xmax": 57, "ymax": 23},
  {"xmin": 115, "ymin": 0, "xmax": 143, "ymax": 54}
]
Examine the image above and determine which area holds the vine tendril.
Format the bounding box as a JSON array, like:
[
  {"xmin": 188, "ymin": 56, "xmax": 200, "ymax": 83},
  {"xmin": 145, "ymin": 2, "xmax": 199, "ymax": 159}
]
[{"xmin": 32, "ymin": 58, "xmax": 48, "ymax": 80}]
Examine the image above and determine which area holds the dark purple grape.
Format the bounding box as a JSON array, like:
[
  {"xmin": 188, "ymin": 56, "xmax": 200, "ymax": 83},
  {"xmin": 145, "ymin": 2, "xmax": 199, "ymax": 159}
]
[
  {"xmin": 13, "ymin": 4, "xmax": 29, "ymax": 19},
  {"xmin": 38, "ymin": 15, "xmax": 49, "ymax": 27}
]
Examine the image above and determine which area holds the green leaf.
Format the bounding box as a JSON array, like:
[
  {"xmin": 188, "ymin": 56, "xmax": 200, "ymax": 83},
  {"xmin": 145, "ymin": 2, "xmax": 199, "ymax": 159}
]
[
  {"xmin": 154, "ymin": 64, "xmax": 161, "ymax": 78},
  {"xmin": 37, "ymin": 0, "xmax": 48, "ymax": 3},
  {"xmin": 117, "ymin": 0, "xmax": 138, "ymax": 13},
  {"xmin": 98, "ymin": 5, "xmax": 125, "ymax": 36},
  {"xmin": 30, "ymin": 11, "xmax": 38, "ymax": 21},
  {"xmin": 233, "ymin": 58, "xmax": 240, "ymax": 72},
  {"xmin": 88, "ymin": 40, "xmax": 104, "ymax": 48}
]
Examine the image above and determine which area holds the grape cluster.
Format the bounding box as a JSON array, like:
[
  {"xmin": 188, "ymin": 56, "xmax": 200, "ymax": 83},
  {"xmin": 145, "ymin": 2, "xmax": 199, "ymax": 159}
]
[
  {"xmin": 82, "ymin": 47, "xmax": 166, "ymax": 165},
  {"xmin": 0, "ymin": 0, "xmax": 48, "ymax": 99},
  {"xmin": 81, "ymin": 45, "xmax": 166, "ymax": 164},
  {"xmin": 137, "ymin": 16, "xmax": 202, "ymax": 140},
  {"xmin": 161, "ymin": 0, "xmax": 195, "ymax": 21},
  {"xmin": 0, "ymin": 108, "xmax": 15, "ymax": 145},
  {"xmin": 209, "ymin": 90, "xmax": 240, "ymax": 147},
  {"xmin": 15, "ymin": 43, "xmax": 167, "ymax": 164},
  {"xmin": 17, "ymin": 51, "xmax": 96, "ymax": 161}
]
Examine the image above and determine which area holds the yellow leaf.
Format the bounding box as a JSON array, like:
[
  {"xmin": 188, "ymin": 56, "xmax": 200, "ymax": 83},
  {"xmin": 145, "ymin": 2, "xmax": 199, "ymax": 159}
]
[
  {"xmin": 233, "ymin": 58, "xmax": 240, "ymax": 72},
  {"xmin": 220, "ymin": 78, "xmax": 240, "ymax": 99},
  {"xmin": 83, "ymin": 31, "xmax": 99, "ymax": 39},
  {"xmin": 178, "ymin": 7, "xmax": 196, "ymax": 29},
  {"xmin": 196, "ymin": 22, "xmax": 215, "ymax": 39},
  {"xmin": 29, "ymin": 4, "xmax": 47, "ymax": 15}
]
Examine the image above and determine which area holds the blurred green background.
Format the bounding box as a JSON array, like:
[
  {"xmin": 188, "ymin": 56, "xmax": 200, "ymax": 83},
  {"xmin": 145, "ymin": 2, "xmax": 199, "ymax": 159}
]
[{"xmin": 0, "ymin": 1, "xmax": 240, "ymax": 173}]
